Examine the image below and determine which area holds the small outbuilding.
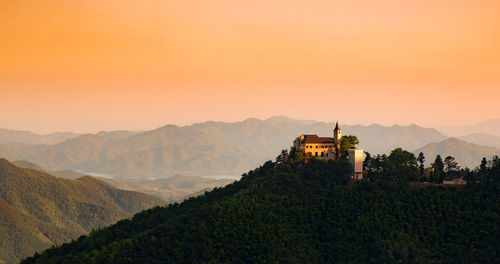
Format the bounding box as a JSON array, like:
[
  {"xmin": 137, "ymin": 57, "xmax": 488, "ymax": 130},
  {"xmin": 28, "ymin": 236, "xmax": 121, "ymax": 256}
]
[{"xmin": 443, "ymin": 171, "xmax": 467, "ymax": 185}]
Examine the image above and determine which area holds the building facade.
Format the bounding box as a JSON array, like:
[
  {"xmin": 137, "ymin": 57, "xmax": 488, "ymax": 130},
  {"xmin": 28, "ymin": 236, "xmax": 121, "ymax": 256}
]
[
  {"xmin": 293, "ymin": 122, "xmax": 342, "ymax": 160},
  {"xmin": 443, "ymin": 172, "xmax": 467, "ymax": 185},
  {"xmin": 293, "ymin": 122, "xmax": 364, "ymax": 179}
]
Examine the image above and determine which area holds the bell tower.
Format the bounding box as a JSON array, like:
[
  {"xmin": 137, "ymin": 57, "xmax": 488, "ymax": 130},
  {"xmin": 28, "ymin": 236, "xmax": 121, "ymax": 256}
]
[
  {"xmin": 334, "ymin": 121, "xmax": 341, "ymax": 159},
  {"xmin": 334, "ymin": 121, "xmax": 341, "ymax": 145}
]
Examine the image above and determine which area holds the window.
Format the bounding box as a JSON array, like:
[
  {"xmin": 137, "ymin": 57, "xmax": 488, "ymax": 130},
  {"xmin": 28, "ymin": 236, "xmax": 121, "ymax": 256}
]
[
  {"xmin": 315, "ymin": 152, "xmax": 318, "ymax": 157},
  {"xmin": 321, "ymin": 152, "xmax": 324, "ymax": 157}
]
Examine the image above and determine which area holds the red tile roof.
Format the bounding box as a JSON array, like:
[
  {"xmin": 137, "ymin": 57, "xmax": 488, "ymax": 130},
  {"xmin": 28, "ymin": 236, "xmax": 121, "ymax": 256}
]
[{"xmin": 300, "ymin": 135, "xmax": 335, "ymax": 144}]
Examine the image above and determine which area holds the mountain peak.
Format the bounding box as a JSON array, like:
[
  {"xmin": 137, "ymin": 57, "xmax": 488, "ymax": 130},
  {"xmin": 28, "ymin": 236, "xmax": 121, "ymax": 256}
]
[{"xmin": 265, "ymin": 116, "xmax": 317, "ymax": 125}]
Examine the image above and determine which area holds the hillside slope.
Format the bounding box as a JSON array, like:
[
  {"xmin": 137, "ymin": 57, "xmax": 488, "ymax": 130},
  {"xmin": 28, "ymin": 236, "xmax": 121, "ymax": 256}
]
[
  {"xmin": 22, "ymin": 155, "xmax": 499, "ymax": 264},
  {"xmin": 0, "ymin": 117, "xmax": 446, "ymax": 178},
  {"xmin": 0, "ymin": 159, "xmax": 164, "ymax": 264},
  {"xmin": 12, "ymin": 160, "xmax": 234, "ymax": 202},
  {"xmin": 414, "ymin": 137, "xmax": 500, "ymax": 169}
]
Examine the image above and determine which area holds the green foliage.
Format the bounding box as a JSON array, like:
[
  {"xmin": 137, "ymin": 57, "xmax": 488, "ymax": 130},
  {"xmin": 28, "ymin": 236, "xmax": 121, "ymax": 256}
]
[
  {"xmin": 21, "ymin": 154, "xmax": 500, "ymax": 264},
  {"xmin": 444, "ymin": 156, "xmax": 460, "ymax": 172},
  {"xmin": 471, "ymin": 155, "xmax": 500, "ymax": 186},
  {"xmin": 417, "ymin": 152, "xmax": 425, "ymax": 178},
  {"xmin": 431, "ymin": 155, "xmax": 445, "ymax": 183},
  {"xmin": 365, "ymin": 148, "xmax": 419, "ymax": 184},
  {"xmin": 340, "ymin": 135, "xmax": 359, "ymax": 158}
]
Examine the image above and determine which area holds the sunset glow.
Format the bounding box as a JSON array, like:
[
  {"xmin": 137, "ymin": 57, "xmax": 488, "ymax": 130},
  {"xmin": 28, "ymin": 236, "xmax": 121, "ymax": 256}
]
[{"xmin": 1, "ymin": 0, "xmax": 499, "ymax": 133}]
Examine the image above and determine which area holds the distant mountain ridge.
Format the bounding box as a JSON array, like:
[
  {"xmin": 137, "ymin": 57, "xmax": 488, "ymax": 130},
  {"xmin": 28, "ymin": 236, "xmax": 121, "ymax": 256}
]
[
  {"xmin": 0, "ymin": 117, "xmax": 447, "ymax": 178},
  {"xmin": 457, "ymin": 133, "xmax": 500, "ymax": 148},
  {"xmin": 439, "ymin": 119, "xmax": 500, "ymax": 137},
  {"xmin": 413, "ymin": 137, "xmax": 500, "ymax": 169},
  {"xmin": 0, "ymin": 128, "xmax": 78, "ymax": 144},
  {"xmin": 0, "ymin": 159, "xmax": 164, "ymax": 264}
]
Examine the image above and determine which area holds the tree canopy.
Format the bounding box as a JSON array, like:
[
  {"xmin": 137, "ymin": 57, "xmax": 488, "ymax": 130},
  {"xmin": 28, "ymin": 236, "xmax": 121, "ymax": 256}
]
[
  {"xmin": 340, "ymin": 135, "xmax": 359, "ymax": 158},
  {"xmin": 22, "ymin": 150, "xmax": 500, "ymax": 264}
]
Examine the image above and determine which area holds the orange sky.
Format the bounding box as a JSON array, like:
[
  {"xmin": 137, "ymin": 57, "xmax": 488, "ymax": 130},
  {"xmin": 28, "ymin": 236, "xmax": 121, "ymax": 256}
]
[{"xmin": 0, "ymin": 0, "xmax": 499, "ymax": 133}]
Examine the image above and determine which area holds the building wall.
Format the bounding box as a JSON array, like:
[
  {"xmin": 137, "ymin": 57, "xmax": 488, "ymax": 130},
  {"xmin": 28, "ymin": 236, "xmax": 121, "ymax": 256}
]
[
  {"xmin": 303, "ymin": 143, "xmax": 336, "ymax": 159},
  {"xmin": 348, "ymin": 149, "xmax": 364, "ymax": 179},
  {"xmin": 443, "ymin": 178, "xmax": 466, "ymax": 185},
  {"xmin": 294, "ymin": 135, "xmax": 337, "ymax": 160}
]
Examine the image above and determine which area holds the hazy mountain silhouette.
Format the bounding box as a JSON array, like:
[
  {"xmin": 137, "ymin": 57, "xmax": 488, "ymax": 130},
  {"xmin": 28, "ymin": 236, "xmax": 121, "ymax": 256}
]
[
  {"xmin": 457, "ymin": 133, "xmax": 500, "ymax": 148},
  {"xmin": 0, "ymin": 117, "xmax": 448, "ymax": 178},
  {"xmin": 0, "ymin": 128, "xmax": 78, "ymax": 144},
  {"xmin": 439, "ymin": 119, "xmax": 500, "ymax": 137},
  {"xmin": 413, "ymin": 137, "xmax": 500, "ymax": 169},
  {"xmin": 101, "ymin": 175, "xmax": 234, "ymax": 202},
  {"xmin": 0, "ymin": 159, "xmax": 164, "ymax": 264}
]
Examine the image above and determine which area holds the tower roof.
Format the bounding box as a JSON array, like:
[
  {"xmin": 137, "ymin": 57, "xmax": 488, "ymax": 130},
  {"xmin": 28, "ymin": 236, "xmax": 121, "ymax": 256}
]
[{"xmin": 334, "ymin": 121, "xmax": 340, "ymax": 130}]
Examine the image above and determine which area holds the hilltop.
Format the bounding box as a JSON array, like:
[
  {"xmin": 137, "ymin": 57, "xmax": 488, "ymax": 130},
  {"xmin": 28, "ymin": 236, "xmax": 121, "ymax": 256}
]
[
  {"xmin": 22, "ymin": 152, "xmax": 500, "ymax": 263},
  {"xmin": 0, "ymin": 159, "xmax": 164, "ymax": 264}
]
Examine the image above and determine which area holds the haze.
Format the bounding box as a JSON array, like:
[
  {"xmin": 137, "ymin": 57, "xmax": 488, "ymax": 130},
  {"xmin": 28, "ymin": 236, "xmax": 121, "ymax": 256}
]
[{"xmin": 1, "ymin": 0, "xmax": 499, "ymax": 133}]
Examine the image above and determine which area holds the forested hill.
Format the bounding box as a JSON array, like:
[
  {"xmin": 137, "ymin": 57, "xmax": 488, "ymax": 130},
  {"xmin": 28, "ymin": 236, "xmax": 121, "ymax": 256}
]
[
  {"xmin": 0, "ymin": 159, "xmax": 164, "ymax": 264},
  {"xmin": 22, "ymin": 152, "xmax": 499, "ymax": 264}
]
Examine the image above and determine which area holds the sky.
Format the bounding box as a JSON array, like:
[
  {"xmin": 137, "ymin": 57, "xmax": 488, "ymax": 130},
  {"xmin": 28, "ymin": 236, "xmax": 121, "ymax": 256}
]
[{"xmin": 0, "ymin": 0, "xmax": 499, "ymax": 133}]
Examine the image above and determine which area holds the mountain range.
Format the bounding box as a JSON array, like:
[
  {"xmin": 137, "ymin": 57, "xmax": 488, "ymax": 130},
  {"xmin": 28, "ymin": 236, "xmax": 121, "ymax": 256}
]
[
  {"xmin": 457, "ymin": 133, "xmax": 500, "ymax": 148},
  {"xmin": 0, "ymin": 129, "xmax": 78, "ymax": 145},
  {"xmin": 439, "ymin": 119, "xmax": 500, "ymax": 137},
  {"xmin": 414, "ymin": 137, "xmax": 500, "ymax": 169},
  {"xmin": 0, "ymin": 116, "xmax": 499, "ymax": 179},
  {"xmin": 0, "ymin": 116, "xmax": 452, "ymax": 179},
  {"xmin": 0, "ymin": 159, "xmax": 164, "ymax": 264}
]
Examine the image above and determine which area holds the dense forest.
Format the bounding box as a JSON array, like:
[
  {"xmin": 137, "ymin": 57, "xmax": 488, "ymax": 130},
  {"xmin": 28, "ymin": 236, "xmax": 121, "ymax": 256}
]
[{"xmin": 22, "ymin": 148, "xmax": 500, "ymax": 263}]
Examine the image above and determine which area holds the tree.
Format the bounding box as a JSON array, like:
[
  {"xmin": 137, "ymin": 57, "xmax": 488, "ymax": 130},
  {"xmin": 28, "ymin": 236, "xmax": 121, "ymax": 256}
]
[
  {"xmin": 340, "ymin": 135, "xmax": 359, "ymax": 159},
  {"xmin": 480, "ymin": 157, "xmax": 488, "ymax": 171},
  {"xmin": 276, "ymin": 149, "xmax": 289, "ymax": 163},
  {"xmin": 431, "ymin": 155, "xmax": 445, "ymax": 183},
  {"xmin": 366, "ymin": 154, "xmax": 389, "ymax": 181},
  {"xmin": 490, "ymin": 155, "xmax": 500, "ymax": 184},
  {"xmin": 479, "ymin": 157, "xmax": 488, "ymax": 184},
  {"xmin": 388, "ymin": 148, "xmax": 418, "ymax": 184},
  {"xmin": 417, "ymin": 152, "xmax": 425, "ymax": 179},
  {"xmin": 444, "ymin": 156, "xmax": 459, "ymax": 172},
  {"xmin": 464, "ymin": 168, "xmax": 475, "ymax": 186},
  {"xmin": 363, "ymin": 152, "xmax": 372, "ymax": 172}
]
